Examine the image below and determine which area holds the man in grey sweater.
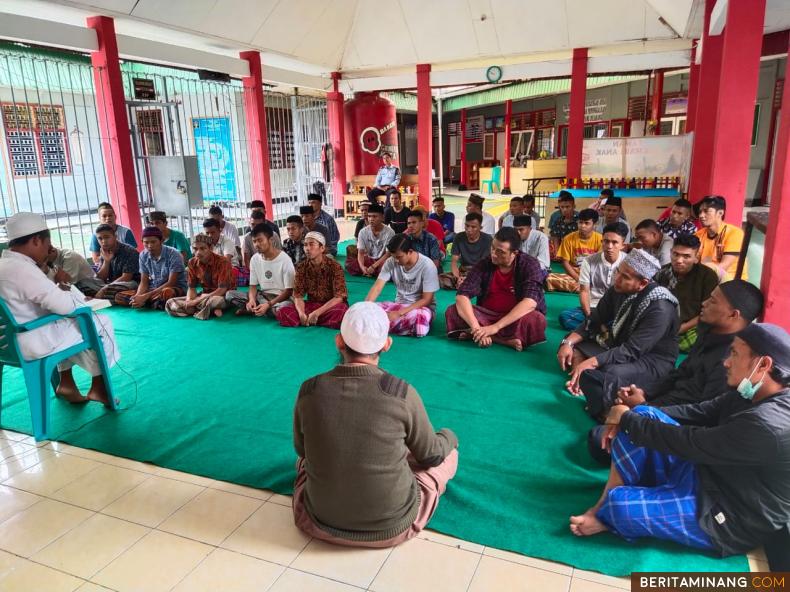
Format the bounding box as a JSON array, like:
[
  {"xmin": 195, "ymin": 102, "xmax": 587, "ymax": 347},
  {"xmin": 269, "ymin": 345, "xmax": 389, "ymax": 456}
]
[{"xmin": 292, "ymin": 301, "xmax": 459, "ymax": 547}]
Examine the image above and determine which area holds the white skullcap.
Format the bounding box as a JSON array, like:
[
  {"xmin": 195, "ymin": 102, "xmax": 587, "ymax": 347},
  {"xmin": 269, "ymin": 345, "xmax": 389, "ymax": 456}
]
[
  {"xmin": 6, "ymin": 212, "xmax": 48, "ymax": 241},
  {"xmin": 304, "ymin": 231, "xmax": 326, "ymax": 246},
  {"xmin": 340, "ymin": 302, "xmax": 390, "ymax": 354}
]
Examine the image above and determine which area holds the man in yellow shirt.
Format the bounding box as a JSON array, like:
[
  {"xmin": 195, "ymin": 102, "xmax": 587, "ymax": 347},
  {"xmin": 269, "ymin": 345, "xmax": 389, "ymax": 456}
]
[
  {"xmin": 546, "ymin": 209, "xmax": 603, "ymax": 292},
  {"xmin": 695, "ymin": 195, "xmax": 746, "ymax": 282}
]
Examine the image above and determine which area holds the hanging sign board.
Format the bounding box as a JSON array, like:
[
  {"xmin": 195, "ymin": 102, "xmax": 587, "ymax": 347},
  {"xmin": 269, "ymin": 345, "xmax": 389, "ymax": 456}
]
[
  {"xmin": 563, "ymin": 98, "xmax": 607, "ymax": 123},
  {"xmin": 665, "ymin": 97, "xmax": 688, "ymax": 115},
  {"xmin": 192, "ymin": 117, "xmax": 237, "ymax": 202},
  {"xmin": 465, "ymin": 115, "xmax": 484, "ymax": 142},
  {"xmin": 133, "ymin": 78, "xmax": 156, "ymax": 100}
]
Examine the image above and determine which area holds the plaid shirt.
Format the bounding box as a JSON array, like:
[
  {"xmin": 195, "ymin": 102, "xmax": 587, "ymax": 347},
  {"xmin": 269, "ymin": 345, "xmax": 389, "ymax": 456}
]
[
  {"xmin": 293, "ymin": 256, "xmax": 347, "ymax": 302},
  {"xmin": 187, "ymin": 251, "xmax": 235, "ymax": 291},
  {"xmin": 458, "ymin": 251, "xmax": 546, "ymax": 315}
]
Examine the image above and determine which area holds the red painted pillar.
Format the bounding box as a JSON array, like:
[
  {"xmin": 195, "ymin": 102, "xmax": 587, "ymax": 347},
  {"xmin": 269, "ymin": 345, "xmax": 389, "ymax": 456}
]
[
  {"xmin": 239, "ymin": 51, "xmax": 273, "ymax": 216},
  {"xmin": 650, "ymin": 70, "xmax": 664, "ymax": 134},
  {"xmin": 416, "ymin": 64, "xmax": 432, "ymax": 208},
  {"xmin": 86, "ymin": 16, "xmax": 142, "ymax": 240},
  {"xmin": 566, "ymin": 48, "xmax": 588, "ymax": 184},
  {"xmin": 460, "ymin": 109, "xmax": 467, "ymax": 187},
  {"xmin": 708, "ymin": 0, "xmax": 767, "ymax": 224},
  {"xmin": 761, "ymin": 39, "xmax": 790, "ymax": 329},
  {"xmin": 327, "ymin": 72, "xmax": 346, "ymax": 216},
  {"xmin": 685, "ymin": 42, "xmax": 700, "ymax": 133},
  {"xmin": 687, "ymin": 0, "xmax": 724, "ymax": 201},
  {"xmin": 503, "ymin": 99, "xmax": 512, "ymax": 191}
]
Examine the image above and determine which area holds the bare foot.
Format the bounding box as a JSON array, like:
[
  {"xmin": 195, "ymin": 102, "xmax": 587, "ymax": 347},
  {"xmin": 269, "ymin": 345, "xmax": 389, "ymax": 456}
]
[
  {"xmin": 569, "ymin": 511, "xmax": 608, "ymax": 537},
  {"xmin": 55, "ymin": 372, "xmax": 88, "ymax": 404},
  {"xmin": 55, "ymin": 387, "xmax": 88, "ymax": 404},
  {"xmin": 214, "ymin": 309, "xmax": 223, "ymax": 318},
  {"xmin": 86, "ymin": 377, "xmax": 112, "ymax": 407},
  {"xmin": 502, "ymin": 338, "xmax": 523, "ymax": 351},
  {"xmin": 457, "ymin": 331, "xmax": 471, "ymax": 341}
]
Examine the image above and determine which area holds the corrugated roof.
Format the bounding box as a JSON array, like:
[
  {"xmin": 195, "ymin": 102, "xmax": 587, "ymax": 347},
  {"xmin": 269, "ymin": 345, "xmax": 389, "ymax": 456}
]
[
  {"xmin": 383, "ymin": 90, "xmax": 431, "ymax": 113},
  {"xmin": 442, "ymin": 75, "xmax": 646, "ymax": 111}
]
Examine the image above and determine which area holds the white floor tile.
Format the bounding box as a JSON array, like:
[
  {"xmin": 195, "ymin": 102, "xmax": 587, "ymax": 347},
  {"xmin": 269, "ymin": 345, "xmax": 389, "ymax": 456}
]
[
  {"xmin": 3, "ymin": 452, "xmax": 100, "ymax": 496},
  {"xmin": 370, "ymin": 537, "xmax": 480, "ymax": 592},
  {"xmin": 0, "ymin": 483, "xmax": 42, "ymax": 524},
  {"xmin": 0, "ymin": 498, "xmax": 92, "ymax": 557},
  {"xmin": 0, "ymin": 549, "xmax": 84, "ymax": 592},
  {"xmin": 33, "ymin": 513, "xmax": 149, "ymax": 579},
  {"xmin": 101, "ymin": 475, "xmax": 204, "ymax": 527},
  {"xmin": 291, "ymin": 538, "xmax": 392, "ymax": 589},
  {"xmin": 92, "ymin": 530, "xmax": 212, "ymax": 592},
  {"xmin": 51, "ymin": 464, "xmax": 149, "ymax": 511},
  {"xmin": 158, "ymin": 487, "xmax": 262, "ymax": 545},
  {"xmin": 573, "ymin": 568, "xmax": 631, "ymax": 590},
  {"xmin": 221, "ymin": 502, "xmax": 310, "ymax": 565},
  {"xmin": 468, "ymin": 555, "xmax": 571, "ymax": 592},
  {"xmin": 268, "ymin": 569, "xmax": 364, "ymax": 592},
  {"xmin": 484, "ymin": 546, "xmax": 574, "ymax": 576},
  {"xmin": 172, "ymin": 548, "xmax": 284, "ymax": 592}
]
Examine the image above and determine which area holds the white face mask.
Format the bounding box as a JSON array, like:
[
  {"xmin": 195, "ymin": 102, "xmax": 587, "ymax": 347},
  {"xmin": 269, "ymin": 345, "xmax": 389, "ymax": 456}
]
[{"xmin": 737, "ymin": 356, "xmax": 766, "ymax": 400}]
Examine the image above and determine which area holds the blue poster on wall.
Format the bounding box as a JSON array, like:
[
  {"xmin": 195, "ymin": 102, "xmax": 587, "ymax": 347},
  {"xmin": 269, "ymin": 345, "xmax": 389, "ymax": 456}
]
[{"xmin": 193, "ymin": 117, "xmax": 237, "ymax": 202}]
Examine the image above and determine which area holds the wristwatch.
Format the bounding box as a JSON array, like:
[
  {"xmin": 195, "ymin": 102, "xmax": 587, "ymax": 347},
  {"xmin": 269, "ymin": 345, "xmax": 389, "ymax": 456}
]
[{"xmin": 559, "ymin": 338, "xmax": 574, "ymax": 349}]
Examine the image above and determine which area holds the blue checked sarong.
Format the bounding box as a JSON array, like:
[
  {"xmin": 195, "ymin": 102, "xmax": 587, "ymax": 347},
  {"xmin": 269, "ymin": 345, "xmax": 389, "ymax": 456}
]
[{"xmin": 596, "ymin": 406, "xmax": 715, "ymax": 551}]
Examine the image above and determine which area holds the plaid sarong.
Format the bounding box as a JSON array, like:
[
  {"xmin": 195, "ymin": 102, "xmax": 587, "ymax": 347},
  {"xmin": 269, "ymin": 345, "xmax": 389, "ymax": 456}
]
[
  {"xmin": 597, "ymin": 406, "xmax": 715, "ymax": 551},
  {"xmin": 378, "ymin": 302, "xmax": 433, "ymax": 337}
]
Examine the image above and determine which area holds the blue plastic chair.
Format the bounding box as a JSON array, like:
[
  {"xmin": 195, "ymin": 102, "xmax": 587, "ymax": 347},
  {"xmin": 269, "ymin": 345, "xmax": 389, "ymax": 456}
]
[
  {"xmin": 480, "ymin": 166, "xmax": 502, "ymax": 193},
  {"xmin": 0, "ymin": 299, "xmax": 116, "ymax": 441}
]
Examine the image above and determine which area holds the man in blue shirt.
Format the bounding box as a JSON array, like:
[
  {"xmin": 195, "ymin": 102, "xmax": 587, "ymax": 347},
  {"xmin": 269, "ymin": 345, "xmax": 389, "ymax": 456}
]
[
  {"xmin": 307, "ymin": 193, "xmax": 339, "ymax": 253},
  {"xmin": 429, "ymin": 196, "xmax": 455, "ymax": 244},
  {"xmin": 368, "ymin": 152, "xmax": 401, "ymax": 204},
  {"xmin": 88, "ymin": 202, "xmax": 137, "ymax": 264},
  {"xmin": 115, "ymin": 226, "xmax": 187, "ymax": 310},
  {"xmin": 406, "ymin": 210, "xmax": 442, "ymax": 270}
]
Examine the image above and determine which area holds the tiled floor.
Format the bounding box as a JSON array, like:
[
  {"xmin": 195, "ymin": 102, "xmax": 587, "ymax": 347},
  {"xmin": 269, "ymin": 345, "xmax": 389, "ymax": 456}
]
[{"xmin": 0, "ymin": 429, "xmax": 767, "ymax": 591}]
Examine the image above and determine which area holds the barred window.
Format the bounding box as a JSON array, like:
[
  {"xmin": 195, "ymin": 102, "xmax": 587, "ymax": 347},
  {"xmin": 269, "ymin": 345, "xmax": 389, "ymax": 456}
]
[{"xmin": 2, "ymin": 103, "xmax": 70, "ymax": 177}]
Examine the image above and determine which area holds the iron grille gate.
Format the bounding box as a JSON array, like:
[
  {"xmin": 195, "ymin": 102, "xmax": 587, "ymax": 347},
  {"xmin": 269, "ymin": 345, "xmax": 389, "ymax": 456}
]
[
  {"xmin": 0, "ymin": 47, "xmax": 111, "ymax": 254},
  {"xmin": 0, "ymin": 45, "xmax": 338, "ymax": 254}
]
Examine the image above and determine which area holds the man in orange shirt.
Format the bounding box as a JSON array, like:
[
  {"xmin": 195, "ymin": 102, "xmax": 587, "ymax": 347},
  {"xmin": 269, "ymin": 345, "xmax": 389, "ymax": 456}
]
[
  {"xmin": 694, "ymin": 195, "xmax": 746, "ymax": 282},
  {"xmin": 546, "ymin": 209, "xmax": 603, "ymax": 293}
]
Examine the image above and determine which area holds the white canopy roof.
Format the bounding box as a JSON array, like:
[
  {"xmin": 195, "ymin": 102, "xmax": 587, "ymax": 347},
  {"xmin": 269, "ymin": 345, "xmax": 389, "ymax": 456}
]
[{"xmin": 0, "ymin": 0, "xmax": 788, "ymax": 91}]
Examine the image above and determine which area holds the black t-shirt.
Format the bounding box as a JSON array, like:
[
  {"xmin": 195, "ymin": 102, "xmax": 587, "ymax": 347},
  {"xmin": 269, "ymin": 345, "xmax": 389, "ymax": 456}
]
[{"xmin": 385, "ymin": 206, "xmax": 411, "ymax": 234}]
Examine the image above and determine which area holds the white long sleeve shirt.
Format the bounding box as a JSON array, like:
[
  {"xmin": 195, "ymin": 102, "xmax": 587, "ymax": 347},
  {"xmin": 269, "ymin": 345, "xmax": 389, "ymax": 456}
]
[{"xmin": 0, "ymin": 250, "xmax": 88, "ymax": 361}]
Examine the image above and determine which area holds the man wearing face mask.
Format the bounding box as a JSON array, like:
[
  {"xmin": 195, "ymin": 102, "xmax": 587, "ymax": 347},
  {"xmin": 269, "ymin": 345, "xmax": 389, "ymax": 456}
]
[{"xmin": 569, "ymin": 322, "xmax": 790, "ymax": 558}]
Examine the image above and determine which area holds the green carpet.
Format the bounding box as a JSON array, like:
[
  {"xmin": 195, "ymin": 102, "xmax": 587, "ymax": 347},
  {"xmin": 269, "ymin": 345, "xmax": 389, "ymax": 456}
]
[{"xmin": 0, "ymin": 249, "xmax": 748, "ymax": 576}]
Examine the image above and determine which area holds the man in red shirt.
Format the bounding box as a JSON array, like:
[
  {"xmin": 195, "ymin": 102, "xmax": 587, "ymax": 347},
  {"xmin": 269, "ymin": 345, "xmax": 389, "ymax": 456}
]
[{"xmin": 445, "ymin": 228, "xmax": 547, "ymax": 351}]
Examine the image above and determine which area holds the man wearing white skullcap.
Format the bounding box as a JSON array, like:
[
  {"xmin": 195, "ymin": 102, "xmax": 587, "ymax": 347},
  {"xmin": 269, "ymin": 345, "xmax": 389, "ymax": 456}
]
[
  {"xmin": 557, "ymin": 249, "xmax": 680, "ymax": 420},
  {"xmin": 0, "ymin": 213, "xmax": 119, "ymax": 405},
  {"xmin": 291, "ymin": 301, "xmax": 459, "ymax": 547},
  {"xmin": 276, "ymin": 231, "xmax": 349, "ymax": 329}
]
